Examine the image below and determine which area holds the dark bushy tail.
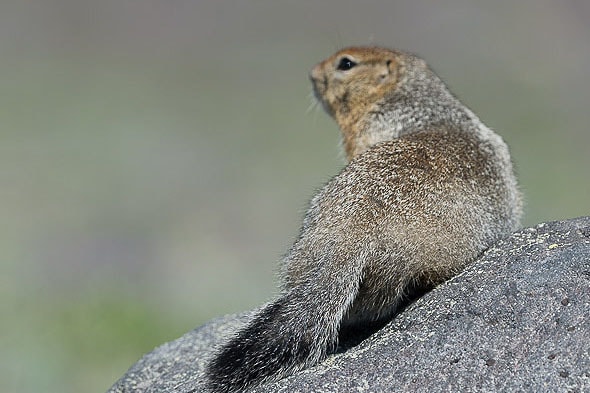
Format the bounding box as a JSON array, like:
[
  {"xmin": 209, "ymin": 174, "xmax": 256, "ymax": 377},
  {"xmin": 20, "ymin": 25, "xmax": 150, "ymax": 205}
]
[{"xmin": 205, "ymin": 272, "xmax": 360, "ymax": 392}]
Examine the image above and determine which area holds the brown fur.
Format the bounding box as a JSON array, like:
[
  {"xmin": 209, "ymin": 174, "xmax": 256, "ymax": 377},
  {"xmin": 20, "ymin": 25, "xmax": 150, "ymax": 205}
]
[{"xmin": 205, "ymin": 46, "xmax": 522, "ymax": 392}]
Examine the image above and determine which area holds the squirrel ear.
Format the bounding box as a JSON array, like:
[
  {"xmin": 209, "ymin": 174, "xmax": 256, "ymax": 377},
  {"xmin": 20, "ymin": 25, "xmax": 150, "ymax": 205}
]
[
  {"xmin": 386, "ymin": 59, "xmax": 397, "ymax": 74},
  {"xmin": 379, "ymin": 59, "xmax": 397, "ymax": 83}
]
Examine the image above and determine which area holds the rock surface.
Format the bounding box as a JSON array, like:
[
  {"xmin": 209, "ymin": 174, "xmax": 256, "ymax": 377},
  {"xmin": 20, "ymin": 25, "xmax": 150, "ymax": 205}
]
[{"xmin": 109, "ymin": 217, "xmax": 590, "ymax": 392}]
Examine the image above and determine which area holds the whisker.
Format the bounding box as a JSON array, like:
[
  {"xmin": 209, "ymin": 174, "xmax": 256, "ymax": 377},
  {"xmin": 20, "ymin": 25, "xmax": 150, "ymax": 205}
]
[{"xmin": 305, "ymin": 92, "xmax": 319, "ymax": 115}]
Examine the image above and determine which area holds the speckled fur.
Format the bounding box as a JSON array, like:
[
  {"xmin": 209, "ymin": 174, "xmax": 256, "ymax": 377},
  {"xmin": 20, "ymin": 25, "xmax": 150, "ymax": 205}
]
[{"xmin": 205, "ymin": 46, "xmax": 523, "ymax": 392}]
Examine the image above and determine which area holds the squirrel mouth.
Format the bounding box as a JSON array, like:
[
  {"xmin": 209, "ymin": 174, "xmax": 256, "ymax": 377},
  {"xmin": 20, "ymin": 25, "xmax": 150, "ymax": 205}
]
[{"xmin": 309, "ymin": 73, "xmax": 334, "ymax": 116}]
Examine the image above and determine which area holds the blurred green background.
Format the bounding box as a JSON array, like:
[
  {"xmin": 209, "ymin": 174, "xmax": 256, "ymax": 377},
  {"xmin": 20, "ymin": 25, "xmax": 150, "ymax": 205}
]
[{"xmin": 2, "ymin": 1, "xmax": 589, "ymax": 392}]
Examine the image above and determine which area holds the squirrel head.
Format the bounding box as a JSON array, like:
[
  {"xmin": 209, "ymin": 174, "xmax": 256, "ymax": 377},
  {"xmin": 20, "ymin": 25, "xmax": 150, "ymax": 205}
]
[{"xmin": 310, "ymin": 46, "xmax": 432, "ymax": 160}]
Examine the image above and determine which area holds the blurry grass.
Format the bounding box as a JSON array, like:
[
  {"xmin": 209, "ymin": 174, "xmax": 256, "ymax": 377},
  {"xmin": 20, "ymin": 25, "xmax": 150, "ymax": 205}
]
[{"xmin": 3, "ymin": 290, "xmax": 194, "ymax": 393}]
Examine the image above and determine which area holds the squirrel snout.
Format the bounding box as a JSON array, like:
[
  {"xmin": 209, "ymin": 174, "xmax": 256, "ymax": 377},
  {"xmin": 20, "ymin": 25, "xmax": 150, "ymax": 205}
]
[
  {"xmin": 309, "ymin": 64, "xmax": 324, "ymax": 86},
  {"xmin": 310, "ymin": 65, "xmax": 328, "ymax": 103}
]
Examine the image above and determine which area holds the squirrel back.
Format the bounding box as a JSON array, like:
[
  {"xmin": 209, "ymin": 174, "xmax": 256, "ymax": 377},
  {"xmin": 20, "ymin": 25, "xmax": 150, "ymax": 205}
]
[{"xmin": 205, "ymin": 46, "xmax": 522, "ymax": 392}]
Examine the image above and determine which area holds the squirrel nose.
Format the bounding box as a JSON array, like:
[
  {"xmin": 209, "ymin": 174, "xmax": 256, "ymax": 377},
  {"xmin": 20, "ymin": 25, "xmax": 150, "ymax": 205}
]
[
  {"xmin": 309, "ymin": 64, "xmax": 327, "ymax": 93},
  {"xmin": 310, "ymin": 63, "xmax": 323, "ymax": 82}
]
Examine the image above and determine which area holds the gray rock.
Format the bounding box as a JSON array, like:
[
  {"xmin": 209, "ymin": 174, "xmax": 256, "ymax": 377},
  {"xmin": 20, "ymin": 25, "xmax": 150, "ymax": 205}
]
[{"xmin": 109, "ymin": 217, "xmax": 590, "ymax": 392}]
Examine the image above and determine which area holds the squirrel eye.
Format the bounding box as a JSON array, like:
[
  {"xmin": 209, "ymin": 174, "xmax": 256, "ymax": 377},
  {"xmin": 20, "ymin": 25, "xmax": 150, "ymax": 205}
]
[{"xmin": 336, "ymin": 57, "xmax": 357, "ymax": 71}]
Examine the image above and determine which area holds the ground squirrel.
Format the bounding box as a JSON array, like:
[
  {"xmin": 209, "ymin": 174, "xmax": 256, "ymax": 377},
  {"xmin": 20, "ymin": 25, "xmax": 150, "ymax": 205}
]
[{"xmin": 205, "ymin": 46, "xmax": 522, "ymax": 392}]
